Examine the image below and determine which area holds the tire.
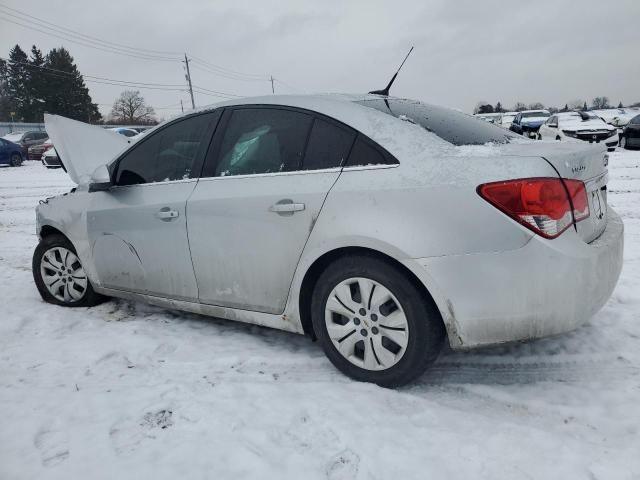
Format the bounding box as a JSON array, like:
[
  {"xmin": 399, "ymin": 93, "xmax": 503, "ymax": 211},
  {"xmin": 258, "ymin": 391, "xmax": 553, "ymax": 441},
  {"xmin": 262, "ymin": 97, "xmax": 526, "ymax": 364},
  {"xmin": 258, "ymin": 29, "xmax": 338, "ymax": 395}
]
[
  {"xmin": 620, "ymin": 137, "xmax": 628, "ymax": 150},
  {"xmin": 9, "ymin": 153, "xmax": 22, "ymax": 167},
  {"xmin": 536, "ymin": 133, "xmax": 542, "ymax": 140},
  {"xmin": 311, "ymin": 254, "xmax": 445, "ymax": 388},
  {"xmin": 33, "ymin": 234, "xmax": 107, "ymax": 307}
]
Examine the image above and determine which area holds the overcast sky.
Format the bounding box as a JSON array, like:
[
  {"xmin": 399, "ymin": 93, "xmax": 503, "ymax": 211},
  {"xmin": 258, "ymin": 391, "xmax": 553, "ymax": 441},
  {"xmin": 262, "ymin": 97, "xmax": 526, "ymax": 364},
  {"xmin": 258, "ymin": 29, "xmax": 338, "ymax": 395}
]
[{"xmin": 1, "ymin": 0, "xmax": 639, "ymax": 120}]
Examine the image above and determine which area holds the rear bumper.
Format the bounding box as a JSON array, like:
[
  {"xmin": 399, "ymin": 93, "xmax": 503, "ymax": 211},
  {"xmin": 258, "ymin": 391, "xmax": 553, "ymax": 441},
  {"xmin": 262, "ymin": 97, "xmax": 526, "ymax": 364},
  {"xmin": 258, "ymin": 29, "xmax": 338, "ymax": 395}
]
[{"xmin": 410, "ymin": 208, "xmax": 624, "ymax": 349}]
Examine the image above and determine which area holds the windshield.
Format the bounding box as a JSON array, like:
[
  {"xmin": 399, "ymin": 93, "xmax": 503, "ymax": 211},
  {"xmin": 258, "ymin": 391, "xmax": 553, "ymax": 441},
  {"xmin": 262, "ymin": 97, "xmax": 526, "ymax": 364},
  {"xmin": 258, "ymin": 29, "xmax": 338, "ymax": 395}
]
[
  {"xmin": 355, "ymin": 98, "xmax": 518, "ymax": 146},
  {"xmin": 521, "ymin": 111, "xmax": 550, "ymax": 118}
]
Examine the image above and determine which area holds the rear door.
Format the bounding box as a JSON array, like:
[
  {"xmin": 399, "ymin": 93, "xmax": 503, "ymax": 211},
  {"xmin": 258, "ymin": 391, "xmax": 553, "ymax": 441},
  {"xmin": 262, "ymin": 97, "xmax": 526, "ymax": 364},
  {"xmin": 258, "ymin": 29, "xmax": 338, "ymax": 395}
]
[
  {"xmin": 187, "ymin": 106, "xmax": 356, "ymax": 314},
  {"xmin": 86, "ymin": 111, "xmax": 220, "ymax": 300}
]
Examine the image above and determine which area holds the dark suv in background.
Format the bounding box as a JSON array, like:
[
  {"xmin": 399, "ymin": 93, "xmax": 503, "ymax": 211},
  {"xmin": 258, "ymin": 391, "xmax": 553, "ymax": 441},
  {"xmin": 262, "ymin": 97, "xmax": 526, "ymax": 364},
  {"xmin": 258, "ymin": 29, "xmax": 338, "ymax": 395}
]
[
  {"xmin": 1, "ymin": 130, "xmax": 49, "ymax": 156},
  {"xmin": 620, "ymin": 115, "xmax": 640, "ymax": 149}
]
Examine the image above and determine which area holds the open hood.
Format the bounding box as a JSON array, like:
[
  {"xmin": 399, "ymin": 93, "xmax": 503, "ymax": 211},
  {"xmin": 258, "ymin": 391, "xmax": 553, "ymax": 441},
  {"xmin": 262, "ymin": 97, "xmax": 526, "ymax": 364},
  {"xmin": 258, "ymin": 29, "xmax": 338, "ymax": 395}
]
[{"xmin": 44, "ymin": 114, "xmax": 130, "ymax": 185}]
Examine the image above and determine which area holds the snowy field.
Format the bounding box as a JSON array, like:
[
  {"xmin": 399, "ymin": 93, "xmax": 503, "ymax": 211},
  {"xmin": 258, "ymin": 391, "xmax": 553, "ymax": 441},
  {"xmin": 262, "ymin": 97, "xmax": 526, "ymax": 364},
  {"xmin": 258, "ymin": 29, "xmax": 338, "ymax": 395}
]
[{"xmin": 1, "ymin": 152, "xmax": 640, "ymax": 480}]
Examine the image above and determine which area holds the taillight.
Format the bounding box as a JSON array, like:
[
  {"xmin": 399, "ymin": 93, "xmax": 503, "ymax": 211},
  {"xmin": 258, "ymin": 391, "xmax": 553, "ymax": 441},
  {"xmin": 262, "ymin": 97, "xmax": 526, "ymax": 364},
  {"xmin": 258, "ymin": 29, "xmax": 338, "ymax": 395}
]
[{"xmin": 478, "ymin": 178, "xmax": 590, "ymax": 239}]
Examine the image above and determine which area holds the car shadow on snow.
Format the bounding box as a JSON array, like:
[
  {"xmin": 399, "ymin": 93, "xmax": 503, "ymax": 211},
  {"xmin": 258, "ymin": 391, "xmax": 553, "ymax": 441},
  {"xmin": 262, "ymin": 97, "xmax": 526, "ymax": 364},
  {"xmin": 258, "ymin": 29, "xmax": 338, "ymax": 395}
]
[{"xmin": 95, "ymin": 298, "xmax": 624, "ymax": 388}]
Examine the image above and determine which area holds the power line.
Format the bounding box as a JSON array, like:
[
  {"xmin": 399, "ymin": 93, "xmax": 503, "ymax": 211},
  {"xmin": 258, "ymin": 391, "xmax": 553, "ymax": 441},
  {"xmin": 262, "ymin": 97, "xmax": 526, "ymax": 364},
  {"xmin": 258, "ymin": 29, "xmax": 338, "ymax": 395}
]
[
  {"xmin": 0, "ymin": 2, "xmax": 182, "ymax": 57},
  {"xmin": 0, "ymin": 57, "xmax": 188, "ymax": 91},
  {"xmin": 190, "ymin": 55, "xmax": 269, "ymax": 80},
  {"xmin": 0, "ymin": 14, "xmax": 180, "ymax": 62},
  {"xmin": 190, "ymin": 62, "xmax": 269, "ymax": 83}
]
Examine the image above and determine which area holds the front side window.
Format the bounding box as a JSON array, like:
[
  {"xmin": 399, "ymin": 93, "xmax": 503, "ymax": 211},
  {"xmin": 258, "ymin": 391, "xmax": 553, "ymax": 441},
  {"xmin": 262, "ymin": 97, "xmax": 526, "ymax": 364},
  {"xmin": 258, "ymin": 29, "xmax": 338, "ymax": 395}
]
[
  {"xmin": 215, "ymin": 108, "xmax": 312, "ymax": 177},
  {"xmin": 115, "ymin": 112, "xmax": 219, "ymax": 186}
]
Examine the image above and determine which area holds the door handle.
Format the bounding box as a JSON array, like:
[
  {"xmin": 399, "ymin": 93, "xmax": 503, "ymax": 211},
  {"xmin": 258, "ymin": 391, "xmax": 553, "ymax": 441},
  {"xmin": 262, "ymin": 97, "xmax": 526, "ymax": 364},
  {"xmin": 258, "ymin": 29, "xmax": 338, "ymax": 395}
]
[
  {"xmin": 155, "ymin": 207, "xmax": 179, "ymax": 221},
  {"xmin": 269, "ymin": 199, "xmax": 305, "ymax": 215}
]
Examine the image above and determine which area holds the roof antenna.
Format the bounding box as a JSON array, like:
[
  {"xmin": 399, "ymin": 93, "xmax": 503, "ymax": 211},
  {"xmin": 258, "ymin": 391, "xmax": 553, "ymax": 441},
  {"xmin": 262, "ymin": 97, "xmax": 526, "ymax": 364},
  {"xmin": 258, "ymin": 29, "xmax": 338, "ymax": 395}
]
[{"xmin": 369, "ymin": 46, "xmax": 414, "ymax": 96}]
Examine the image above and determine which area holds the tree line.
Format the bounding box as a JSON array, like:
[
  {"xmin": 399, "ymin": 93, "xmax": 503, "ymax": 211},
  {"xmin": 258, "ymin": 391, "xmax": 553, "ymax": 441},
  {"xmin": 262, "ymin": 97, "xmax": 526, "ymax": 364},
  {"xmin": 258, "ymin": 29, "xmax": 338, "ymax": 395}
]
[
  {"xmin": 0, "ymin": 44, "xmax": 158, "ymax": 125},
  {"xmin": 475, "ymin": 97, "xmax": 640, "ymax": 115},
  {"xmin": 0, "ymin": 44, "xmax": 101, "ymax": 123}
]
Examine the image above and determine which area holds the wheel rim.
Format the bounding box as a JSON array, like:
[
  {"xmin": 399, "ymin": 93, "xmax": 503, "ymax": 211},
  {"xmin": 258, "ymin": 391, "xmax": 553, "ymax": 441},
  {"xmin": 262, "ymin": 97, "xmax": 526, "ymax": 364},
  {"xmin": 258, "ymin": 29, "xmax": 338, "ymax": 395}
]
[
  {"xmin": 10, "ymin": 154, "xmax": 20, "ymax": 166},
  {"xmin": 324, "ymin": 277, "xmax": 409, "ymax": 371},
  {"xmin": 40, "ymin": 247, "xmax": 88, "ymax": 303},
  {"xmin": 621, "ymin": 137, "xmax": 626, "ymax": 148}
]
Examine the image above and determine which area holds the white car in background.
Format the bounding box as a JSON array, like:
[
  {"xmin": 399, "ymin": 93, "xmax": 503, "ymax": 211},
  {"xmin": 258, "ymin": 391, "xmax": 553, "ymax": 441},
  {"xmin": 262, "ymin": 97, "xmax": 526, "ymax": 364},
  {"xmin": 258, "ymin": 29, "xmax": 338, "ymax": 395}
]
[
  {"xmin": 537, "ymin": 111, "xmax": 618, "ymax": 151},
  {"xmin": 473, "ymin": 113, "xmax": 502, "ymax": 124},
  {"xmin": 499, "ymin": 111, "xmax": 518, "ymax": 129}
]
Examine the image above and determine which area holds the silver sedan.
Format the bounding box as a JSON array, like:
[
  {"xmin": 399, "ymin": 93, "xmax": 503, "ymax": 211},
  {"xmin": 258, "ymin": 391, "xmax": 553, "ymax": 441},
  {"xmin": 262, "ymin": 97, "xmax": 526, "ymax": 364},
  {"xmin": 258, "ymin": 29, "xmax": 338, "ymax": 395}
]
[{"xmin": 33, "ymin": 94, "xmax": 624, "ymax": 387}]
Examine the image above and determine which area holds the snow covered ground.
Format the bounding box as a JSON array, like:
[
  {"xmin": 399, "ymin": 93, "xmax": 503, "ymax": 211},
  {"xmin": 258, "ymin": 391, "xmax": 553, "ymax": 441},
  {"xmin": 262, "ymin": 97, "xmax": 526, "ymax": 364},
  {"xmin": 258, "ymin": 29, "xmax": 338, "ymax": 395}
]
[{"xmin": 1, "ymin": 152, "xmax": 639, "ymax": 480}]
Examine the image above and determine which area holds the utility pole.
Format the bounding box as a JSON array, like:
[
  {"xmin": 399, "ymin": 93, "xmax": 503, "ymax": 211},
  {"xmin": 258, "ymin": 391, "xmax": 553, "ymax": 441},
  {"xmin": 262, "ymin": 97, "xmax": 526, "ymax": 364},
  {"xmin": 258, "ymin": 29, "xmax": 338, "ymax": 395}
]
[
  {"xmin": 183, "ymin": 54, "xmax": 195, "ymax": 109},
  {"xmin": 270, "ymin": 75, "xmax": 275, "ymax": 94},
  {"xmin": 180, "ymin": 99, "xmax": 184, "ymax": 113}
]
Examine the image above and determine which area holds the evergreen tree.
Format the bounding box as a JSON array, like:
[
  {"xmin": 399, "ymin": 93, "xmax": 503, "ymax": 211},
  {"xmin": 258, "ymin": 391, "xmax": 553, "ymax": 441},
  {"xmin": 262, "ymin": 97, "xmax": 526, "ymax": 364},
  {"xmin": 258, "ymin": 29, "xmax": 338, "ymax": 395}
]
[
  {"xmin": 494, "ymin": 101, "xmax": 503, "ymax": 113},
  {"xmin": 562, "ymin": 104, "xmax": 568, "ymax": 112},
  {"xmin": 618, "ymin": 101, "xmax": 624, "ymax": 108},
  {"xmin": 24, "ymin": 45, "xmax": 46, "ymax": 121},
  {"xmin": 7, "ymin": 45, "xmax": 29, "ymax": 121},
  {"xmin": 582, "ymin": 101, "xmax": 588, "ymax": 111},
  {"xmin": 43, "ymin": 47, "xmax": 101, "ymax": 123},
  {"xmin": 0, "ymin": 58, "xmax": 11, "ymax": 121}
]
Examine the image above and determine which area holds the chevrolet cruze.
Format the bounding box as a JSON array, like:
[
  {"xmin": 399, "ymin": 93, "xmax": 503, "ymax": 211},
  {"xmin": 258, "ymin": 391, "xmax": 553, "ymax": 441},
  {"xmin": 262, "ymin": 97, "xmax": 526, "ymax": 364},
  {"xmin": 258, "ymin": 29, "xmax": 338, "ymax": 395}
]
[{"xmin": 33, "ymin": 94, "xmax": 624, "ymax": 387}]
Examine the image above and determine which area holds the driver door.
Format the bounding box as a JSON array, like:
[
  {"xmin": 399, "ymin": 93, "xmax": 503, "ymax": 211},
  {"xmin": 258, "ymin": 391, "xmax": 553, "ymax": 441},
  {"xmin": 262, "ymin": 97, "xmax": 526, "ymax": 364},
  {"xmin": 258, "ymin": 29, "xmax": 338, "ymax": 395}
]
[{"xmin": 86, "ymin": 111, "xmax": 220, "ymax": 300}]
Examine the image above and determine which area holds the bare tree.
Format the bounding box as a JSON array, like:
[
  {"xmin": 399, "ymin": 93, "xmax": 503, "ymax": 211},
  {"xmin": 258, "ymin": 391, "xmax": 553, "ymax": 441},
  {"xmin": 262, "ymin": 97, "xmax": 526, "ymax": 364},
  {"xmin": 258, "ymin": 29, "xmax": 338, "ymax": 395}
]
[
  {"xmin": 110, "ymin": 90, "xmax": 156, "ymax": 125},
  {"xmin": 512, "ymin": 102, "xmax": 527, "ymax": 112},
  {"xmin": 528, "ymin": 102, "xmax": 545, "ymax": 110},
  {"xmin": 591, "ymin": 96, "xmax": 610, "ymax": 110}
]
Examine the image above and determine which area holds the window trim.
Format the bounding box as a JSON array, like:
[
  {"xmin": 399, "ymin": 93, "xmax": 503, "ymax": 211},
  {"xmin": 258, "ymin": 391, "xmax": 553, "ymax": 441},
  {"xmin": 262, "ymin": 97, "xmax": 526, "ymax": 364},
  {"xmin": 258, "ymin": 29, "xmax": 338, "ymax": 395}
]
[
  {"xmin": 110, "ymin": 109, "xmax": 222, "ymax": 187},
  {"xmin": 200, "ymin": 103, "xmax": 397, "ymax": 180}
]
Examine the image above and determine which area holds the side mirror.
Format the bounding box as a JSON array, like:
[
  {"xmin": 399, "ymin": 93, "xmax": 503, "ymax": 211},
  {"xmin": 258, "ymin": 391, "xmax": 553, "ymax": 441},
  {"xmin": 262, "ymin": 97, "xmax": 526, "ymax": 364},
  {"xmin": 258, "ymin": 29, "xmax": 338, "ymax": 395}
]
[{"xmin": 88, "ymin": 164, "xmax": 113, "ymax": 192}]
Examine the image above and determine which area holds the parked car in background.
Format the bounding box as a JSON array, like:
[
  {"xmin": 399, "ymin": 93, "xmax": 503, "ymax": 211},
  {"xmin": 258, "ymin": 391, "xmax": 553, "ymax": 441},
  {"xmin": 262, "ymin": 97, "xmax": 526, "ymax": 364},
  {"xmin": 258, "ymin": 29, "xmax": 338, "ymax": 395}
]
[
  {"xmin": 35, "ymin": 94, "xmax": 623, "ymax": 387},
  {"xmin": 499, "ymin": 112, "xmax": 518, "ymax": 129},
  {"xmin": 619, "ymin": 114, "xmax": 640, "ymax": 150},
  {"xmin": 537, "ymin": 111, "xmax": 618, "ymax": 151},
  {"xmin": 108, "ymin": 127, "xmax": 139, "ymax": 138},
  {"xmin": 1, "ymin": 131, "xmax": 49, "ymax": 154},
  {"xmin": 28, "ymin": 139, "xmax": 53, "ymax": 160},
  {"xmin": 0, "ymin": 138, "xmax": 24, "ymax": 167},
  {"xmin": 41, "ymin": 145, "xmax": 62, "ymax": 169},
  {"xmin": 509, "ymin": 110, "xmax": 551, "ymax": 138},
  {"xmin": 474, "ymin": 113, "xmax": 502, "ymax": 124}
]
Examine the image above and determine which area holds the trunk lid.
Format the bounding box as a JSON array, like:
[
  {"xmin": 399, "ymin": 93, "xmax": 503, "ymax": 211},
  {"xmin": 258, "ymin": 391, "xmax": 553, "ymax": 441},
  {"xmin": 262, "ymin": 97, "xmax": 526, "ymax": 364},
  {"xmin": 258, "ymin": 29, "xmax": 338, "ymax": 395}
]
[
  {"xmin": 501, "ymin": 142, "xmax": 609, "ymax": 243},
  {"xmin": 44, "ymin": 114, "xmax": 130, "ymax": 185}
]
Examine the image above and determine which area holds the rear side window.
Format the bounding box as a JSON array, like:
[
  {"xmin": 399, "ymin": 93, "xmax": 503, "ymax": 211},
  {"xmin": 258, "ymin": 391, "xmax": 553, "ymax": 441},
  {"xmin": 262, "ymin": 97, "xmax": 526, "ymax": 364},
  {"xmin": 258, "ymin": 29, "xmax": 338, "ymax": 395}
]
[
  {"xmin": 115, "ymin": 112, "xmax": 219, "ymax": 186},
  {"xmin": 344, "ymin": 135, "xmax": 397, "ymax": 167},
  {"xmin": 631, "ymin": 115, "xmax": 640, "ymax": 125},
  {"xmin": 302, "ymin": 118, "xmax": 355, "ymax": 170},
  {"xmin": 214, "ymin": 108, "xmax": 312, "ymax": 177}
]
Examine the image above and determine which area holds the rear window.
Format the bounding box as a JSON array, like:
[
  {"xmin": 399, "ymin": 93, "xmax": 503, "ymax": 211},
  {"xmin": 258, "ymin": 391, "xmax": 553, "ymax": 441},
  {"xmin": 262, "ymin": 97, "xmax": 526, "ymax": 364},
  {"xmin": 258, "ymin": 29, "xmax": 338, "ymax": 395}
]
[{"xmin": 354, "ymin": 98, "xmax": 518, "ymax": 146}]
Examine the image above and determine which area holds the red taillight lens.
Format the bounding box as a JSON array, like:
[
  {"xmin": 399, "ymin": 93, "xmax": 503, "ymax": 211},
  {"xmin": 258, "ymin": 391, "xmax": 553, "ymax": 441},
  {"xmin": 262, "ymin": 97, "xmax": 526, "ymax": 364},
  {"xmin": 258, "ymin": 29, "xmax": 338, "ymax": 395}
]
[{"xmin": 478, "ymin": 178, "xmax": 589, "ymax": 238}]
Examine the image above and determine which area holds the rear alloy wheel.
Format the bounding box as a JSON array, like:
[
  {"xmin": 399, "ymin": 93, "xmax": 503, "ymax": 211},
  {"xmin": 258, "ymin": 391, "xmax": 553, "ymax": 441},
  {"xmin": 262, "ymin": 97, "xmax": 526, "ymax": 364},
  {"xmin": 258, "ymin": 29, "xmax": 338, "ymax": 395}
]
[
  {"xmin": 9, "ymin": 153, "xmax": 22, "ymax": 167},
  {"xmin": 311, "ymin": 255, "xmax": 445, "ymax": 387},
  {"xmin": 33, "ymin": 234, "xmax": 107, "ymax": 307}
]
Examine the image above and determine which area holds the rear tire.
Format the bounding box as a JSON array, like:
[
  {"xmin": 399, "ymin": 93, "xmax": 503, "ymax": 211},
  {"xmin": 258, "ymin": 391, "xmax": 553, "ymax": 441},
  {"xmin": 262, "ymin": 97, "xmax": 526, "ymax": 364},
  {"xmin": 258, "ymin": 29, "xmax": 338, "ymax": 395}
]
[
  {"xmin": 33, "ymin": 234, "xmax": 107, "ymax": 307},
  {"xmin": 311, "ymin": 254, "xmax": 445, "ymax": 388}
]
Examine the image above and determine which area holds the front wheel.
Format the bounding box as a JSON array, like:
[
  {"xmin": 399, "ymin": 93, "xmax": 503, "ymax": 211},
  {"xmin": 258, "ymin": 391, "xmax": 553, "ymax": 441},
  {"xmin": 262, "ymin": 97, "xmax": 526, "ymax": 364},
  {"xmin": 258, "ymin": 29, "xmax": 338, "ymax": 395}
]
[
  {"xmin": 311, "ymin": 255, "xmax": 445, "ymax": 388},
  {"xmin": 33, "ymin": 234, "xmax": 107, "ymax": 307}
]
